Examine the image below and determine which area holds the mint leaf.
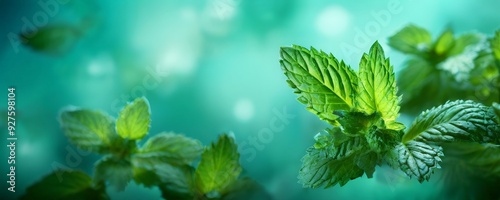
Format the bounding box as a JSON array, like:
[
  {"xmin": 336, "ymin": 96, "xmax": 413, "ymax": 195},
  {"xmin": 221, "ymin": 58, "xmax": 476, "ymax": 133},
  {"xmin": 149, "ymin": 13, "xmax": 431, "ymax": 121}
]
[
  {"xmin": 393, "ymin": 141, "xmax": 443, "ymax": 182},
  {"xmin": 356, "ymin": 42, "xmax": 402, "ymax": 130},
  {"xmin": 433, "ymin": 29, "xmax": 455, "ymax": 56},
  {"xmin": 157, "ymin": 165, "xmax": 196, "ymax": 200},
  {"xmin": 388, "ymin": 24, "xmax": 432, "ymax": 55},
  {"xmin": 59, "ymin": 109, "xmax": 116, "ymax": 153},
  {"xmin": 116, "ymin": 97, "xmax": 151, "ymax": 140},
  {"xmin": 443, "ymin": 142, "xmax": 500, "ymax": 178},
  {"xmin": 492, "ymin": 103, "xmax": 500, "ymax": 124},
  {"xmin": 447, "ymin": 33, "xmax": 485, "ymax": 56},
  {"xmin": 94, "ymin": 156, "xmax": 133, "ymax": 191},
  {"xmin": 221, "ymin": 178, "xmax": 273, "ymax": 200},
  {"xmin": 402, "ymin": 100, "xmax": 499, "ymax": 144},
  {"xmin": 280, "ymin": 45, "xmax": 358, "ymax": 125},
  {"xmin": 491, "ymin": 30, "xmax": 500, "ymax": 60},
  {"xmin": 195, "ymin": 134, "xmax": 242, "ymax": 195},
  {"xmin": 132, "ymin": 132, "xmax": 203, "ymax": 168},
  {"xmin": 298, "ymin": 147, "xmax": 365, "ymax": 188},
  {"xmin": 20, "ymin": 170, "xmax": 108, "ymax": 200}
]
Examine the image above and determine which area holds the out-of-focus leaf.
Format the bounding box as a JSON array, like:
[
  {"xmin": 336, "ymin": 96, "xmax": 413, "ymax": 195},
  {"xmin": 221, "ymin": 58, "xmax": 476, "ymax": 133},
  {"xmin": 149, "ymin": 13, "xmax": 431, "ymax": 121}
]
[
  {"xmin": 59, "ymin": 109, "xmax": 116, "ymax": 153},
  {"xmin": 195, "ymin": 134, "xmax": 241, "ymax": 195},
  {"xmin": 19, "ymin": 24, "xmax": 82, "ymax": 55},
  {"xmin": 132, "ymin": 132, "xmax": 203, "ymax": 167},
  {"xmin": 447, "ymin": 33, "xmax": 485, "ymax": 56},
  {"xmin": 94, "ymin": 156, "xmax": 133, "ymax": 191},
  {"xmin": 116, "ymin": 97, "xmax": 151, "ymax": 140},
  {"xmin": 491, "ymin": 30, "xmax": 500, "ymax": 60},
  {"xmin": 280, "ymin": 45, "xmax": 358, "ymax": 125},
  {"xmin": 433, "ymin": 29, "xmax": 455, "ymax": 56},
  {"xmin": 388, "ymin": 24, "xmax": 432, "ymax": 55},
  {"xmin": 157, "ymin": 165, "xmax": 195, "ymax": 200},
  {"xmin": 221, "ymin": 178, "xmax": 273, "ymax": 200},
  {"xmin": 20, "ymin": 170, "xmax": 108, "ymax": 200}
]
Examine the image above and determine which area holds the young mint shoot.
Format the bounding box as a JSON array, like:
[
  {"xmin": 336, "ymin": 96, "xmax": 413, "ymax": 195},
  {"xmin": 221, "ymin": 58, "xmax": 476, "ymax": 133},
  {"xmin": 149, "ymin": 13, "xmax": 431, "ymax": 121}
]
[
  {"xmin": 21, "ymin": 97, "xmax": 271, "ymax": 200},
  {"xmin": 279, "ymin": 41, "xmax": 500, "ymax": 188}
]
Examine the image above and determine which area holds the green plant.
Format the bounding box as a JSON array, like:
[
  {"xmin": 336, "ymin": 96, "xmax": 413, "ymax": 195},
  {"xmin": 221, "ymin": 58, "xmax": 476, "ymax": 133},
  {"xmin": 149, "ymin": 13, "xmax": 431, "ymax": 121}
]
[
  {"xmin": 20, "ymin": 97, "xmax": 270, "ymax": 200},
  {"xmin": 388, "ymin": 24, "xmax": 500, "ymax": 113},
  {"xmin": 279, "ymin": 41, "xmax": 500, "ymax": 188}
]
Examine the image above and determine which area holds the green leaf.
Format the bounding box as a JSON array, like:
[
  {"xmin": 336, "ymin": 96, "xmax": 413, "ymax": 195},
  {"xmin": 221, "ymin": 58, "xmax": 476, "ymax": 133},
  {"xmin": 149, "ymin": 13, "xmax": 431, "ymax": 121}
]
[
  {"xmin": 20, "ymin": 170, "xmax": 108, "ymax": 200},
  {"xmin": 356, "ymin": 42, "xmax": 401, "ymax": 130},
  {"xmin": 491, "ymin": 30, "xmax": 500, "ymax": 60},
  {"xmin": 433, "ymin": 29, "xmax": 455, "ymax": 56},
  {"xmin": 19, "ymin": 24, "xmax": 82, "ymax": 55},
  {"xmin": 402, "ymin": 100, "xmax": 499, "ymax": 144},
  {"xmin": 388, "ymin": 24, "xmax": 432, "ymax": 55},
  {"xmin": 442, "ymin": 142, "xmax": 500, "ymax": 179},
  {"xmin": 298, "ymin": 147, "xmax": 365, "ymax": 188},
  {"xmin": 393, "ymin": 141, "xmax": 443, "ymax": 182},
  {"xmin": 59, "ymin": 109, "xmax": 116, "ymax": 153},
  {"xmin": 492, "ymin": 103, "xmax": 500, "ymax": 124},
  {"xmin": 94, "ymin": 156, "xmax": 133, "ymax": 191},
  {"xmin": 116, "ymin": 97, "xmax": 151, "ymax": 140},
  {"xmin": 157, "ymin": 165, "xmax": 196, "ymax": 200},
  {"xmin": 397, "ymin": 59, "xmax": 436, "ymax": 102},
  {"xmin": 132, "ymin": 132, "xmax": 203, "ymax": 168},
  {"xmin": 447, "ymin": 33, "xmax": 485, "ymax": 56},
  {"xmin": 195, "ymin": 134, "xmax": 242, "ymax": 195},
  {"xmin": 280, "ymin": 45, "xmax": 358, "ymax": 125},
  {"xmin": 221, "ymin": 178, "xmax": 273, "ymax": 200}
]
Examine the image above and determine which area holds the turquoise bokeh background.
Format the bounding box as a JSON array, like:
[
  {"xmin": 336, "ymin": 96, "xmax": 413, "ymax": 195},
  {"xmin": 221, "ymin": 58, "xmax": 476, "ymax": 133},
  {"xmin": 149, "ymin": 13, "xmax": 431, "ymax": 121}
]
[{"xmin": 1, "ymin": 0, "xmax": 499, "ymax": 199}]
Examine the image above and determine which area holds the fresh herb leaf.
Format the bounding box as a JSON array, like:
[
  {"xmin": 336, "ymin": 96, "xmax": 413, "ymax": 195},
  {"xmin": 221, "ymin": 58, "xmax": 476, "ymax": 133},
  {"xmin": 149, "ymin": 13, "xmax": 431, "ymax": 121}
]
[
  {"xmin": 402, "ymin": 100, "xmax": 499, "ymax": 144},
  {"xmin": 356, "ymin": 42, "xmax": 402, "ymax": 130},
  {"xmin": 132, "ymin": 132, "xmax": 203, "ymax": 167},
  {"xmin": 94, "ymin": 156, "xmax": 133, "ymax": 191},
  {"xmin": 388, "ymin": 24, "xmax": 432, "ymax": 55},
  {"xmin": 116, "ymin": 97, "xmax": 151, "ymax": 140},
  {"xmin": 280, "ymin": 45, "xmax": 358, "ymax": 125},
  {"xmin": 195, "ymin": 134, "xmax": 242, "ymax": 196},
  {"xmin": 20, "ymin": 170, "xmax": 108, "ymax": 200},
  {"xmin": 491, "ymin": 30, "xmax": 500, "ymax": 60},
  {"xmin": 59, "ymin": 109, "xmax": 116, "ymax": 153},
  {"xmin": 393, "ymin": 141, "xmax": 443, "ymax": 182},
  {"xmin": 433, "ymin": 29, "xmax": 455, "ymax": 56}
]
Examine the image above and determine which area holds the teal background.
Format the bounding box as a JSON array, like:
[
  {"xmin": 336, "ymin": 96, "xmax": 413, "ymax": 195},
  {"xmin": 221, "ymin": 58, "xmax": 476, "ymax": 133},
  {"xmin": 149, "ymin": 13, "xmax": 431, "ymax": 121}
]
[{"xmin": 1, "ymin": 0, "xmax": 499, "ymax": 199}]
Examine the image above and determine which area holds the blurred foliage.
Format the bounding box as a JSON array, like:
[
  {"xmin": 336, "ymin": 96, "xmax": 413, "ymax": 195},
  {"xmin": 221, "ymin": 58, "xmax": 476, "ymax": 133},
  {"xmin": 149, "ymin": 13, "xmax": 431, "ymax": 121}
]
[
  {"xmin": 388, "ymin": 24, "xmax": 500, "ymax": 114},
  {"xmin": 21, "ymin": 98, "xmax": 271, "ymax": 200}
]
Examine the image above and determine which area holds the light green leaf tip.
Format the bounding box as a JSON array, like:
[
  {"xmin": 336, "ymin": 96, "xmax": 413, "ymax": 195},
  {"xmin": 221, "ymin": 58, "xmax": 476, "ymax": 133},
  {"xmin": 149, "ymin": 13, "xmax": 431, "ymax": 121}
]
[
  {"xmin": 59, "ymin": 108, "xmax": 116, "ymax": 153},
  {"xmin": 356, "ymin": 41, "xmax": 401, "ymax": 130},
  {"xmin": 491, "ymin": 30, "xmax": 500, "ymax": 60},
  {"xmin": 280, "ymin": 45, "xmax": 358, "ymax": 125},
  {"xmin": 195, "ymin": 134, "xmax": 242, "ymax": 195},
  {"xmin": 116, "ymin": 97, "xmax": 151, "ymax": 140}
]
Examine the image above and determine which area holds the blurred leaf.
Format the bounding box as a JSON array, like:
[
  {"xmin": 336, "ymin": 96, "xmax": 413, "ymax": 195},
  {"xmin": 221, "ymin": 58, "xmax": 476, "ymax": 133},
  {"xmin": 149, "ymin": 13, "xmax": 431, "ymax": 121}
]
[
  {"xmin": 132, "ymin": 167, "xmax": 162, "ymax": 188},
  {"xmin": 394, "ymin": 141, "xmax": 443, "ymax": 182},
  {"xmin": 116, "ymin": 97, "xmax": 151, "ymax": 140},
  {"xmin": 158, "ymin": 165, "xmax": 196, "ymax": 200},
  {"xmin": 279, "ymin": 45, "xmax": 358, "ymax": 125},
  {"xmin": 493, "ymin": 103, "xmax": 500, "ymax": 124},
  {"xmin": 356, "ymin": 42, "xmax": 401, "ymax": 130},
  {"xmin": 221, "ymin": 178, "xmax": 273, "ymax": 200},
  {"xmin": 443, "ymin": 142, "xmax": 500, "ymax": 179},
  {"xmin": 94, "ymin": 156, "xmax": 133, "ymax": 191},
  {"xmin": 491, "ymin": 30, "xmax": 500, "ymax": 60},
  {"xmin": 447, "ymin": 33, "xmax": 484, "ymax": 56},
  {"xmin": 59, "ymin": 109, "xmax": 116, "ymax": 153},
  {"xmin": 388, "ymin": 24, "xmax": 432, "ymax": 55},
  {"xmin": 132, "ymin": 132, "xmax": 203, "ymax": 167},
  {"xmin": 20, "ymin": 24, "xmax": 82, "ymax": 55},
  {"xmin": 433, "ymin": 29, "xmax": 455, "ymax": 56},
  {"xmin": 195, "ymin": 134, "xmax": 242, "ymax": 196},
  {"xmin": 397, "ymin": 59, "xmax": 435, "ymax": 102},
  {"xmin": 20, "ymin": 170, "xmax": 108, "ymax": 200},
  {"xmin": 402, "ymin": 100, "xmax": 499, "ymax": 144}
]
